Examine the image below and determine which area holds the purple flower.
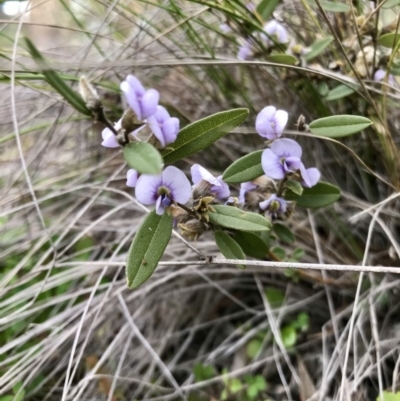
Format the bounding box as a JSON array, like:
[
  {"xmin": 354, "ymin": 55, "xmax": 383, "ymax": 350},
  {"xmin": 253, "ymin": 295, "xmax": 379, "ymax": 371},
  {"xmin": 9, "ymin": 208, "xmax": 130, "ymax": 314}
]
[
  {"xmin": 101, "ymin": 119, "xmax": 121, "ymax": 148},
  {"xmin": 262, "ymin": 20, "xmax": 288, "ymax": 45},
  {"xmin": 147, "ymin": 106, "xmax": 180, "ymax": 147},
  {"xmin": 238, "ymin": 41, "xmax": 252, "ymax": 60},
  {"xmin": 191, "ymin": 164, "xmax": 230, "ymax": 200},
  {"xmin": 256, "ymin": 106, "xmax": 288, "ymax": 140},
  {"xmin": 120, "ymin": 75, "xmax": 159, "ymax": 121},
  {"xmin": 126, "ymin": 169, "xmax": 139, "ymax": 188},
  {"xmin": 246, "ymin": 2, "xmax": 256, "ymax": 12},
  {"xmin": 135, "ymin": 166, "xmax": 192, "ymax": 215},
  {"xmin": 220, "ymin": 23, "xmax": 232, "ymax": 33},
  {"xmin": 261, "ymin": 138, "xmax": 320, "ymax": 187},
  {"xmin": 239, "ymin": 181, "xmax": 258, "ymax": 204},
  {"xmin": 259, "ymin": 194, "xmax": 287, "ymax": 218},
  {"xmin": 374, "ymin": 69, "xmax": 395, "ymax": 86}
]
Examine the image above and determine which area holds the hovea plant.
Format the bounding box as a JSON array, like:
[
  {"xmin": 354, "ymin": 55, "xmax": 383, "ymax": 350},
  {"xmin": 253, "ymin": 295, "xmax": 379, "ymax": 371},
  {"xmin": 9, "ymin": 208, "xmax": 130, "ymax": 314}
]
[
  {"xmin": 24, "ymin": 35, "xmax": 372, "ymax": 289},
  {"xmin": 81, "ymin": 71, "xmax": 371, "ymax": 289}
]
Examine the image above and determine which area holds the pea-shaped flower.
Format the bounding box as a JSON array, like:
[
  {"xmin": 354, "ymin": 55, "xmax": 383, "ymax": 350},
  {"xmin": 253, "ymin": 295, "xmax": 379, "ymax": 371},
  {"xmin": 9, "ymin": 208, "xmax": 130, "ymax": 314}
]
[
  {"xmin": 259, "ymin": 194, "xmax": 287, "ymax": 218},
  {"xmin": 191, "ymin": 164, "xmax": 230, "ymax": 200},
  {"xmin": 147, "ymin": 106, "xmax": 180, "ymax": 147},
  {"xmin": 135, "ymin": 166, "xmax": 192, "ymax": 215},
  {"xmin": 238, "ymin": 41, "xmax": 252, "ymax": 60},
  {"xmin": 101, "ymin": 119, "xmax": 121, "ymax": 148},
  {"xmin": 239, "ymin": 181, "xmax": 258, "ymax": 204},
  {"xmin": 256, "ymin": 106, "xmax": 288, "ymax": 140},
  {"xmin": 262, "ymin": 20, "xmax": 288, "ymax": 45},
  {"xmin": 262, "ymin": 138, "xmax": 320, "ymax": 187},
  {"xmin": 126, "ymin": 169, "xmax": 139, "ymax": 188},
  {"xmin": 120, "ymin": 75, "xmax": 159, "ymax": 121},
  {"xmin": 374, "ymin": 69, "xmax": 395, "ymax": 86}
]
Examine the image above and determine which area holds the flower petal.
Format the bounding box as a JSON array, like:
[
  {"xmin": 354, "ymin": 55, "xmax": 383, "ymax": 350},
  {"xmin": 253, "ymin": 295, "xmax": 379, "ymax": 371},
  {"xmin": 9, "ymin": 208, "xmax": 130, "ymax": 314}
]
[
  {"xmin": 120, "ymin": 80, "xmax": 142, "ymax": 121},
  {"xmin": 213, "ymin": 176, "xmax": 230, "ymax": 199},
  {"xmin": 284, "ymin": 156, "xmax": 302, "ymax": 173},
  {"xmin": 154, "ymin": 105, "xmax": 170, "ymax": 123},
  {"xmin": 162, "ymin": 117, "xmax": 180, "ymax": 146},
  {"xmin": 155, "ymin": 196, "xmax": 165, "ymax": 215},
  {"xmin": 255, "ymin": 106, "xmax": 277, "ymax": 139},
  {"xmin": 275, "ymin": 23, "xmax": 288, "ymax": 43},
  {"xmin": 238, "ymin": 42, "xmax": 252, "ymax": 60},
  {"xmin": 191, "ymin": 164, "xmax": 220, "ymax": 186},
  {"xmin": 374, "ymin": 69, "xmax": 386, "ymax": 82},
  {"xmin": 135, "ymin": 174, "xmax": 162, "ymax": 205},
  {"xmin": 298, "ymin": 163, "xmax": 311, "ymax": 187},
  {"xmin": 162, "ymin": 166, "xmax": 192, "ymax": 204},
  {"xmin": 141, "ymin": 89, "xmax": 159, "ymax": 120},
  {"xmin": 239, "ymin": 181, "xmax": 257, "ymax": 204},
  {"xmin": 126, "ymin": 75, "xmax": 145, "ymax": 95},
  {"xmin": 261, "ymin": 149, "xmax": 285, "ymax": 179},
  {"xmin": 274, "ymin": 109, "xmax": 288, "ymax": 137},
  {"xmin": 147, "ymin": 115, "xmax": 165, "ymax": 147},
  {"xmin": 302, "ymin": 167, "xmax": 320, "ymax": 188},
  {"xmin": 101, "ymin": 128, "xmax": 119, "ymax": 148},
  {"xmin": 126, "ymin": 169, "xmax": 139, "ymax": 188},
  {"xmin": 270, "ymin": 138, "xmax": 302, "ymax": 158}
]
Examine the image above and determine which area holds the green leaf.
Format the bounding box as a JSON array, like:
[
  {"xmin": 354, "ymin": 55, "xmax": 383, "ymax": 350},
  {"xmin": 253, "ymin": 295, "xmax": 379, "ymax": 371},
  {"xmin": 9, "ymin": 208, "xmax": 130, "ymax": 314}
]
[
  {"xmin": 285, "ymin": 181, "xmax": 340, "ymax": 208},
  {"xmin": 308, "ymin": 0, "xmax": 350, "ymax": 11},
  {"xmin": 246, "ymin": 339, "xmax": 263, "ymax": 358},
  {"xmin": 222, "ymin": 150, "xmax": 263, "ymax": 184},
  {"xmin": 265, "ymin": 287, "xmax": 285, "ymax": 306},
  {"xmin": 293, "ymin": 312, "xmax": 310, "ymax": 331},
  {"xmin": 325, "ymin": 84, "xmax": 355, "ymax": 101},
  {"xmin": 229, "ymin": 378, "xmax": 243, "ymax": 394},
  {"xmin": 377, "ymin": 391, "xmax": 400, "ymax": 401},
  {"xmin": 214, "ymin": 231, "xmax": 246, "ymax": 269},
  {"xmin": 271, "ymin": 246, "xmax": 286, "ymax": 260},
  {"xmin": 232, "ymin": 231, "xmax": 269, "ymax": 259},
  {"xmin": 266, "ymin": 54, "xmax": 297, "ymax": 65},
  {"xmin": 123, "ymin": 142, "xmax": 163, "ymax": 175},
  {"xmin": 257, "ymin": 0, "xmax": 280, "ymax": 21},
  {"xmin": 281, "ymin": 325, "xmax": 297, "ymax": 348},
  {"xmin": 292, "ymin": 247, "xmax": 305, "ymax": 261},
  {"xmin": 23, "ymin": 38, "xmax": 91, "ymax": 116},
  {"xmin": 303, "ymin": 36, "xmax": 334, "ymax": 61},
  {"xmin": 272, "ymin": 223, "xmax": 295, "ymax": 244},
  {"xmin": 377, "ymin": 32, "xmax": 400, "ymax": 48},
  {"xmin": 285, "ymin": 179, "xmax": 303, "ymax": 196},
  {"xmin": 209, "ymin": 205, "xmax": 271, "ymax": 232},
  {"xmin": 309, "ymin": 114, "xmax": 372, "ymax": 137},
  {"xmin": 382, "ymin": 0, "xmax": 400, "ymax": 8},
  {"xmin": 0, "ymin": 397, "xmax": 14, "ymax": 401},
  {"xmin": 162, "ymin": 109, "xmax": 249, "ymax": 164},
  {"xmin": 126, "ymin": 211, "xmax": 173, "ymax": 289},
  {"xmin": 193, "ymin": 363, "xmax": 216, "ymax": 382}
]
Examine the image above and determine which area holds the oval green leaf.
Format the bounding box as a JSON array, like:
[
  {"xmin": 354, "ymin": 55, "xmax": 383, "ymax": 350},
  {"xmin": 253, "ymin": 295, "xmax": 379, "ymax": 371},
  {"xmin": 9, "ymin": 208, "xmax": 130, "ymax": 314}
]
[
  {"xmin": 232, "ymin": 231, "xmax": 269, "ymax": 259},
  {"xmin": 382, "ymin": 0, "xmax": 400, "ymax": 8},
  {"xmin": 272, "ymin": 222, "xmax": 295, "ymax": 244},
  {"xmin": 214, "ymin": 231, "xmax": 246, "ymax": 269},
  {"xmin": 304, "ymin": 36, "xmax": 334, "ymax": 61},
  {"xmin": 222, "ymin": 150, "xmax": 263, "ymax": 184},
  {"xmin": 377, "ymin": 32, "xmax": 400, "ymax": 48},
  {"xmin": 266, "ymin": 54, "xmax": 297, "ymax": 65},
  {"xmin": 285, "ymin": 179, "xmax": 303, "ymax": 196},
  {"xmin": 126, "ymin": 211, "xmax": 173, "ymax": 289},
  {"xmin": 285, "ymin": 181, "xmax": 341, "ymax": 208},
  {"xmin": 257, "ymin": 0, "xmax": 280, "ymax": 20},
  {"xmin": 209, "ymin": 205, "xmax": 271, "ymax": 232},
  {"xmin": 318, "ymin": 0, "xmax": 350, "ymax": 11},
  {"xmin": 123, "ymin": 142, "xmax": 163, "ymax": 174},
  {"xmin": 309, "ymin": 114, "xmax": 372, "ymax": 137},
  {"xmin": 162, "ymin": 108, "xmax": 249, "ymax": 164},
  {"xmin": 325, "ymin": 84, "xmax": 355, "ymax": 101},
  {"xmin": 24, "ymin": 38, "xmax": 91, "ymax": 116}
]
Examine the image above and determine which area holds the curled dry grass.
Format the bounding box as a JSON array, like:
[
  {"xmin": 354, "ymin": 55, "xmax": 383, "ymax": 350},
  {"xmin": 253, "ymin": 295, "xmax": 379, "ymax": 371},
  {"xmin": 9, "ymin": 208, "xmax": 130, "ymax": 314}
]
[{"xmin": 1, "ymin": 0, "xmax": 400, "ymax": 400}]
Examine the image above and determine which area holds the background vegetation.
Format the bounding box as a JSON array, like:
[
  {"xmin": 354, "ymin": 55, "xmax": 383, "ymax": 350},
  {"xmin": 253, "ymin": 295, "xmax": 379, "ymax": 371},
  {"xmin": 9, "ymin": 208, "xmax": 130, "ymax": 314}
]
[{"xmin": 1, "ymin": 0, "xmax": 400, "ymax": 400}]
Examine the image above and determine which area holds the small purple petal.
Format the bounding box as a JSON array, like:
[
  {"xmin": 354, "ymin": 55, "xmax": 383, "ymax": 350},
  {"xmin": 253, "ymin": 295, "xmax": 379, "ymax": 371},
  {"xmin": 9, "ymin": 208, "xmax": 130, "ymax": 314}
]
[
  {"xmin": 191, "ymin": 164, "xmax": 220, "ymax": 186},
  {"xmin": 274, "ymin": 110, "xmax": 288, "ymax": 137},
  {"xmin": 255, "ymin": 106, "xmax": 277, "ymax": 139},
  {"xmin": 298, "ymin": 163, "xmax": 311, "ymax": 187},
  {"xmin": 302, "ymin": 167, "xmax": 320, "ymax": 188},
  {"xmin": 270, "ymin": 138, "xmax": 302, "ymax": 159},
  {"xmin": 126, "ymin": 169, "xmax": 139, "ymax": 188},
  {"xmin": 275, "ymin": 23, "xmax": 288, "ymax": 43},
  {"xmin": 284, "ymin": 156, "xmax": 302, "ymax": 173},
  {"xmin": 120, "ymin": 80, "xmax": 142, "ymax": 121},
  {"xmin": 101, "ymin": 128, "xmax": 119, "ymax": 148},
  {"xmin": 162, "ymin": 166, "xmax": 192, "ymax": 204},
  {"xmin": 259, "ymin": 194, "xmax": 287, "ymax": 214},
  {"xmin": 155, "ymin": 196, "xmax": 165, "ymax": 215},
  {"xmin": 147, "ymin": 115, "xmax": 165, "ymax": 147},
  {"xmin": 126, "ymin": 75, "xmax": 145, "ymax": 95},
  {"xmin": 238, "ymin": 42, "xmax": 252, "ymax": 60},
  {"xmin": 239, "ymin": 181, "xmax": 257, "ymax": 204},
  {"xmin": 374, "ymin": 69, "xmax": 386, "ymax": 82},
  {"xmin": 136, "ymin": 174, "xmax": 162, "ymax": 205},
  {"xmin": 141, "ymin": 89, "xmax": 159, "ymax": 120},
  {"xmin": 261, "ymin": 149, "xmax": 285, "ymax": 179},
  {"xmin": 220, "ymin": 23, "xmax": 232, "ymax": 33},
  {"xmin": 263, "ymin": 20, "xmax": 288, "ymax": 44},
  {"xmin": 213, "ymin": 176, "xmax": 230, "ymax": 199},
  {"xmin": 162, "ymin": 117, "xmax": 180, "ymax": 146}
]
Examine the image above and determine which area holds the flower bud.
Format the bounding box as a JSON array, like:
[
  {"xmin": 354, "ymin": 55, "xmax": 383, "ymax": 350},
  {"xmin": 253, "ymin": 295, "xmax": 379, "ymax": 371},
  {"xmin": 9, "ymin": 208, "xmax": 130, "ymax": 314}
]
[
  {"xmin": 79, "ymin": 76, "xmax": 101, "ymax": 112},
  {"xmin": 178, "ymin": 219, "xmax": 206, "ymax": 241}
]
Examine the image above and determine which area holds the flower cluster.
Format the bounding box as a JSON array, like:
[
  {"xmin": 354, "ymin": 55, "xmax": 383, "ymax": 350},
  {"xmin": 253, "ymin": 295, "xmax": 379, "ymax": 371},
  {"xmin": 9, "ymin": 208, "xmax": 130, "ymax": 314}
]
[
  {"xmin": 240, "ymin": 106, "xmax": 320, "ymax": 219},
  {"xmin": 101, "ymin": 75, "xmax": 180, "ymax": 149}
]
